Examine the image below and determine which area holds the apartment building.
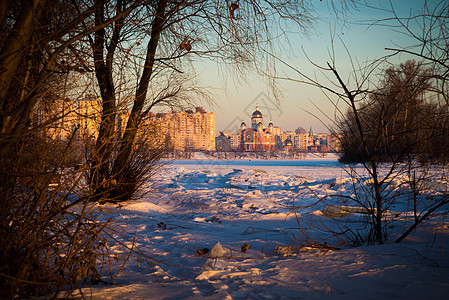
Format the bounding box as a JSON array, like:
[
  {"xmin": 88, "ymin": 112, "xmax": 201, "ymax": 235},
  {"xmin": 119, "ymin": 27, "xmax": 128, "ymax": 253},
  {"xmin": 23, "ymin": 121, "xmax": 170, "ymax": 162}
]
[
  {"xmin": 152, "ymin": 107, "xmax": 215, "ymax": 151},
  {"xmin": 34, "ymin": 95, "xmax": 102, "ymax": 141}
]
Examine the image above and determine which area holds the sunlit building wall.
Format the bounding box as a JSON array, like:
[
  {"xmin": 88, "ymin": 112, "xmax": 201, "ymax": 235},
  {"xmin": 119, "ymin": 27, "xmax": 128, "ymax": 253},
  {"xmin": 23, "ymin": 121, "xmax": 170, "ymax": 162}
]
[{"xmin": 152, "ymin": 107, "xmax": 215, "ymax": 151}]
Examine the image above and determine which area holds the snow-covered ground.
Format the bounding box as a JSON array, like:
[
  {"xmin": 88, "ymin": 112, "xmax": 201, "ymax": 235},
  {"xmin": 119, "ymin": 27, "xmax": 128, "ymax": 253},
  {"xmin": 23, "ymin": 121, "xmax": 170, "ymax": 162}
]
[{"xmin": 81, "ymin": 155, "xmax": 449, "ymax": 299}]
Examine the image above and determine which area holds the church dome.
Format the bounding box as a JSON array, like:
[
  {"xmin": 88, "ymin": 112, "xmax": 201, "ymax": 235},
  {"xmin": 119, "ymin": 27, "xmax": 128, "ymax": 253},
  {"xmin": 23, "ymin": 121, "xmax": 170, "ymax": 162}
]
[{"xmin": 252, "ymin": 107, "xmax": 262, "ymax": 118}]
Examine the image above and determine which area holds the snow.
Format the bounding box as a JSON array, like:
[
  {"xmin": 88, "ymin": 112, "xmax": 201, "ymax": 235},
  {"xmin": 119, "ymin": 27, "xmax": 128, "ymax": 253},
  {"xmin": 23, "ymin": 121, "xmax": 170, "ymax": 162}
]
[{"xmin": 79, "ymin": 156, "xmax": 449, "ymax": 299}]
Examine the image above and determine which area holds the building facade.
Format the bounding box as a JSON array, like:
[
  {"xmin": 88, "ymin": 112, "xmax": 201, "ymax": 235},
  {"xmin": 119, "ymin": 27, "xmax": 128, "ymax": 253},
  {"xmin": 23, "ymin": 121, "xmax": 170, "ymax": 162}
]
[
  {"xmin": 239, "ymin": 107, "xmax": 276, "ymax": 152},
  {"xmin": 152, "ymin": 107, "xmax": 215, "ymax": 151},
  {"xmin": 34, "ymin": 95, "xmax": 102, "ymax": 142},
  {"xmin": 216, "ymin": 107, "xmax": 340, "ymax": 153}
]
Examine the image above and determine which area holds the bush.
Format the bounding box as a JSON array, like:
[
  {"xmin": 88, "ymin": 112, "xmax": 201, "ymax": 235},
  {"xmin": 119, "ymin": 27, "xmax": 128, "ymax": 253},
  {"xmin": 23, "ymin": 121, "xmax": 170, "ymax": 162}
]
[
  {"xmin": 104, "ymin": 138, "xmax": 168, "ymax": 203},
  {"xmin": 0, "ymin": 132, "xmax": 111, "ymax": 298}
]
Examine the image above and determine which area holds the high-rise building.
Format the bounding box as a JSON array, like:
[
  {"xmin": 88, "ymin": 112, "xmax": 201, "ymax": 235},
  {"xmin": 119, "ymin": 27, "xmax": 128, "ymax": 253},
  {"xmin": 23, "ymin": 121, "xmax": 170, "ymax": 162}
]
[
  {"xmin": 34, "ymin": 95, "xmax": 102, "ymax": 141},
  {"xmin": 152, "ymin": 107, "xmax": 215, "ymax": 151},
  {"xmin": 74, "ymin": 95, "xmax": 102, "ymax": 140}
]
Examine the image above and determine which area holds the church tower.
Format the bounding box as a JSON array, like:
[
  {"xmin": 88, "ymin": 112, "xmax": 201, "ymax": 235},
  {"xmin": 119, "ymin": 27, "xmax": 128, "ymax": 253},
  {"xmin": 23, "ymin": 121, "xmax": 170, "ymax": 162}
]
[{"xmin": 251, "ymin": 106, "xmax": 263, "ymax": 130}]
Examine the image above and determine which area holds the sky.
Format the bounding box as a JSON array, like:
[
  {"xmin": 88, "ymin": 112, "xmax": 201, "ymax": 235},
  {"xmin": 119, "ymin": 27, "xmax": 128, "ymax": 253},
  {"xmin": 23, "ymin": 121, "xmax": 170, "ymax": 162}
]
[{"xmin": 195, "ymin": 0, "xmax": 429, "ymax": 133}]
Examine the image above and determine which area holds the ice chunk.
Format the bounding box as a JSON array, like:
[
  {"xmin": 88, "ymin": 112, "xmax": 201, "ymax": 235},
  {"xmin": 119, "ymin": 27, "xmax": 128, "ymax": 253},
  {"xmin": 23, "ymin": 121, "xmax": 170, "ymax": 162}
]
[
  {"xmin": 322, "ymin": 206, "xmax": 351, "ymax": 218},
  {"xmin": 421, "ymin": 179, "xmax": 447, "ymax": 192},
  {"xmin": 210, "ymin": 241, "xmax": 224, "ymax": 258},
  {"xmin": 241, "ymin": 226, "xmax": 280, "ymax": 235}
]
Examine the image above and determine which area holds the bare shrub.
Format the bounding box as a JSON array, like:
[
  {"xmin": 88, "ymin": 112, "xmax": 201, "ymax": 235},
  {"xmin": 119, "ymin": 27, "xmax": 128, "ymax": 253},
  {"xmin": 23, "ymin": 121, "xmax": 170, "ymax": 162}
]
[
  {"xmin": 281, "ymin": 57, "xmax": 448, "ymax": 245},
  {"xmin": 0, "ymin": 133, "xmax": 91, "ymax": 296},
  {"xmin": 0, "ymin": 132, "xmax": 164, "ymax": 298},
  {"xmin": 0, "ymin": 129, "xmax": 156, "ymax": 298},
  {"xmin": 88, "ymin": 118, "xmax": 170, "ymax": 204},
  {"xmin": 103, "ymin": 131, "xmax": 169, "ymax": 204}
]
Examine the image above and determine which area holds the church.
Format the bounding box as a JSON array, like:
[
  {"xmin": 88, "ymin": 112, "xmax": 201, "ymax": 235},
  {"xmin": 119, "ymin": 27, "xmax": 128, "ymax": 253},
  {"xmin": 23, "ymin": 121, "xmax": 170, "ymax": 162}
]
[
  {"xmin": 239, "ymin": 107, "xmax": 276, "ymax": 151},
  {"xmin": 216, "ymin": 106, "xmax": 337, "ymax": 153}
]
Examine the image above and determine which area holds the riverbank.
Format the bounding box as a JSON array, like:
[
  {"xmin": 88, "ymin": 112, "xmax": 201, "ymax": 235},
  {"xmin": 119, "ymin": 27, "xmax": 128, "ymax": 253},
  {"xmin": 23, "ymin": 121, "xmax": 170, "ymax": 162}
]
[{"xmin": 168, "ymin": 151, "xmax": 340, "ymax": 161}]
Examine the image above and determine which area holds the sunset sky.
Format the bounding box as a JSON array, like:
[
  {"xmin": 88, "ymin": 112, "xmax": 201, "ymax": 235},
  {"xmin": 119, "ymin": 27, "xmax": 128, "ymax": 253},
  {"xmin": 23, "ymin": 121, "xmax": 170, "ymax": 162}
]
[{"xmin": 199, "ymin": 0, "xmax": 429, "ymax": 133}]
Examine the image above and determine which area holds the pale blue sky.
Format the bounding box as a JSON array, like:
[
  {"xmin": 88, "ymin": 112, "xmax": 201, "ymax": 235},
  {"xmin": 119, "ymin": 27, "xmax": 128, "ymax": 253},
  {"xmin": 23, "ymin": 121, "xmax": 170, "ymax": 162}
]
[{"xmin": 198, "ymin": 0, "xmax": 428, "ymax": 133}]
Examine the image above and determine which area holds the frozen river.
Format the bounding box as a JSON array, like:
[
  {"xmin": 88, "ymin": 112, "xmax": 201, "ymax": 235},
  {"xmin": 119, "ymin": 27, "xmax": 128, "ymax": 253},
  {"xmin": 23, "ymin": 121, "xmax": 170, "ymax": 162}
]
[
  {"xmin": 86, "ymin": 153, "xmax": 449, "ymax": 299},
  {"xmin": 168, "ymin": 158, "xmax": 340, "ymax": 168}
]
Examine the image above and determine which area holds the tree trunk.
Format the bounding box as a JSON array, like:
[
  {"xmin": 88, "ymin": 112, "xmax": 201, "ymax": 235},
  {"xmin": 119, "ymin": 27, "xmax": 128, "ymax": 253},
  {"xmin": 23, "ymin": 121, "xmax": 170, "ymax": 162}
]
[
  {"xmin": 90, "ymin": 0, "xmax": 121, "ymax": 198},
  {"xmin": 111, "ymin": 0, "xmax": 167, "ymax": 181},
  {"xmin": 0, "ymin": 0, "xmax": 43, "ymax": 114},
  {"xmin": 0, "ymin": 0, "xmax": 44, "ymax": 205},
  {"xmin": 0, "ymin": 0, "xmax": 43, "ymax": 151}
]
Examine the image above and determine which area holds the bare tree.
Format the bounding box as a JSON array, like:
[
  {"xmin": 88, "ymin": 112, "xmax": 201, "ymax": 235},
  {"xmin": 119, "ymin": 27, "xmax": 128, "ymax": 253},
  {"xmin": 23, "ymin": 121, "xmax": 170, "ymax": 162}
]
[
  {"xmin": 338, "ymin": 60, "xmax": 434, "ymax": 164},
  {"xmin": 0, "ymin": 0, "xmax": 321, "ymax": 296},
  {"xmin": 380, "ymin": 0, "xmax": 449, "ymax": 242},
  {"xmin": 277, "ymin": 0, "xmax": 449, "ymax": 245},
  {"xmin": 86, "ymin": 0, "xmax": 316, "ymax": 202},
  {"xmin": 0, "ymin": 1, "xmax": 159, "ymax": 296}
]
